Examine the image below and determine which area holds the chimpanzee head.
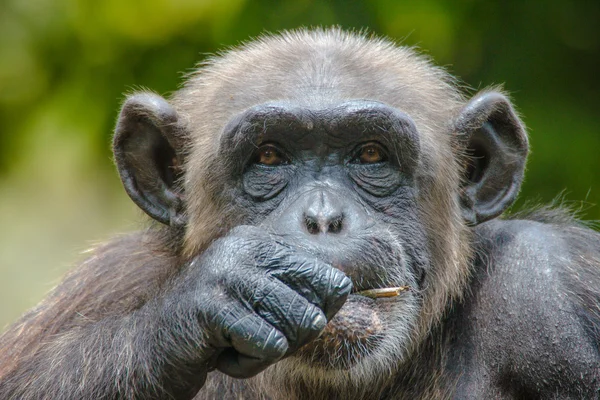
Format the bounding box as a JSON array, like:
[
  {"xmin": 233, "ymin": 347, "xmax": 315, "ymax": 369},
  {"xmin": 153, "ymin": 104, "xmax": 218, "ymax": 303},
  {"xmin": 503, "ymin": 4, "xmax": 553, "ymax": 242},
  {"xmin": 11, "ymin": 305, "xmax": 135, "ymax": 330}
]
[{"xmin": 113, "ymin": 29, "xmax": 527, "ymax": 388}]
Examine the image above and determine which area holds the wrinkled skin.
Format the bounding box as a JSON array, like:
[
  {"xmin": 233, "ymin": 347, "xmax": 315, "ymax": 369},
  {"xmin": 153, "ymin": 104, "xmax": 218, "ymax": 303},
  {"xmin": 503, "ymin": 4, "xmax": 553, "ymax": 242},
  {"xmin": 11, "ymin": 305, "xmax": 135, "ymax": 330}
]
[{"xmin": 168, "ymin": 226, "xmax": 352, "ymax": 379}]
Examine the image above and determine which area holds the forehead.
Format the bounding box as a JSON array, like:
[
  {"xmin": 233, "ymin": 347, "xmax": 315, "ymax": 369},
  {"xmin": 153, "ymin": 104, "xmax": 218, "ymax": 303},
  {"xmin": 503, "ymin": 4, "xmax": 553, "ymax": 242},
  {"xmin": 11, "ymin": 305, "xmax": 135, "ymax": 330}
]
[{"xmin": 174, "ymin": 30, "xmax": 463, "ymax": 141}]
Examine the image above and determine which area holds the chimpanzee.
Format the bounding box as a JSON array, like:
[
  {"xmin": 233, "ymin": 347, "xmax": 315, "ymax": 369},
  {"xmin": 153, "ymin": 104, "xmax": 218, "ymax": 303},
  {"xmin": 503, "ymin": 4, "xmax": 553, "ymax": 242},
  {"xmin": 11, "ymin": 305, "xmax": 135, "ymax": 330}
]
[{"xmin": 1, "ymin": 28, "xmax": 599, "ymax": 399}]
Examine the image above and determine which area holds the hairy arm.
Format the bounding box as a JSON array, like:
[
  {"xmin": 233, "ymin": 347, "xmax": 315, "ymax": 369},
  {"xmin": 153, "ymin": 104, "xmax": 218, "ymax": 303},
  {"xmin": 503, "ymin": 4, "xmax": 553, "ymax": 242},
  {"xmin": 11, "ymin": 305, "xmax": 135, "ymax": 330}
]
[
  {"xmin": 0, "ymin": 226, "xmax": 351, "ymax": 399},
  {"xmin": 0, "ymin": 232, "xmax": 199, "ymax": 399}
]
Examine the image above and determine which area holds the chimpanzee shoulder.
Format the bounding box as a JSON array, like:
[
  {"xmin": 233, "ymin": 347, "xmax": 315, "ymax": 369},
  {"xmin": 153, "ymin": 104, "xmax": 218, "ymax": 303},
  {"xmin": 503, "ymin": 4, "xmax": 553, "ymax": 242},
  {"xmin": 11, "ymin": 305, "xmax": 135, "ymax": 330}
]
[{"xmin": 442, "ymin": 209, "xmax": 600, "ymax": 398}]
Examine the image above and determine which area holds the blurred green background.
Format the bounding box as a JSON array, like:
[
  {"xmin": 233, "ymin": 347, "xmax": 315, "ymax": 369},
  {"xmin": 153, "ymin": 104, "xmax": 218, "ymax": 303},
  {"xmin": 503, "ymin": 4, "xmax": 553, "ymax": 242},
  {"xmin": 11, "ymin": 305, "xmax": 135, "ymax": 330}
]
[{"xmin": 1, "ymin": 0, "xmax": 599, "ymax": 329}]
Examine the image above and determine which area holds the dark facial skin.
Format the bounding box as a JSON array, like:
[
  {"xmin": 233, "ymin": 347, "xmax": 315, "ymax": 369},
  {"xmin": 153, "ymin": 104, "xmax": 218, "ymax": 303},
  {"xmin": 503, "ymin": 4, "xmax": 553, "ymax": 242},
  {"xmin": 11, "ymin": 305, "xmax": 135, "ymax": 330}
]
[
  {"xmin": 213, "ymin": 100, "xmax": 429, "ymax": 370},
  {"xmin": 221, "ymin": 101, "xmax": 423, "ymax": 261}
]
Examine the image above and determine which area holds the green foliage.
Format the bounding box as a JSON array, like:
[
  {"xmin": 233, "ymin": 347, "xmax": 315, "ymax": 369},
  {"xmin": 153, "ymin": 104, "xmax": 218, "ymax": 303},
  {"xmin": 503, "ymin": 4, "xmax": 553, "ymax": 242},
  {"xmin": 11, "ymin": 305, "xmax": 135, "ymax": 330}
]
[{"xmin": 0, "ymin": 0, "xmax": 599, "ymax": 326}]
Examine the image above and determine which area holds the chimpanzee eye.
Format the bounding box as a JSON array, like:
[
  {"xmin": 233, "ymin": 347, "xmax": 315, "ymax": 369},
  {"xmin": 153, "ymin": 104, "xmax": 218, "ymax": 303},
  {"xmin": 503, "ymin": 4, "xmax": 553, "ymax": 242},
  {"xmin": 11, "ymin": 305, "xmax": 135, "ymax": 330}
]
[
  {"xmin": 254, "ymin": 144, "xmax": 288, "ymax": 166},
  {"xmin": 353, "ymin": 142, "xmax": 388, "ymax": 164}
]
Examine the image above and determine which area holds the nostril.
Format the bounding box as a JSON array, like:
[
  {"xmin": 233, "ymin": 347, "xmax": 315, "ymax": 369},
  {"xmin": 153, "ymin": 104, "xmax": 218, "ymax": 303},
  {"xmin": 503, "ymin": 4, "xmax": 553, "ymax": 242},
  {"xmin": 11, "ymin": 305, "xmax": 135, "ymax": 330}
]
[
  {"xmin": 305, "ymin": 216, "xmax": 320, "ymax": 235},
  {"xmin": 304, "ymin": 215, "xmax": 344, "ymax": 235},
  {"xmin": 328, "ymin": 217, "xmax": 343, "ymax": 234}
]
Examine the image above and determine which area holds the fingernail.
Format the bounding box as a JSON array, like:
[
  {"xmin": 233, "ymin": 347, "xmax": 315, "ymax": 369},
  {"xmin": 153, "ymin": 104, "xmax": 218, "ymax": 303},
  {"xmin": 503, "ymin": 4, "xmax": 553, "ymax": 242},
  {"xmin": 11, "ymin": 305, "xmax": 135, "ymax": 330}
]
[{"xmin": 312, "ymin": 312, "xmax": 327, "ymax": 329}]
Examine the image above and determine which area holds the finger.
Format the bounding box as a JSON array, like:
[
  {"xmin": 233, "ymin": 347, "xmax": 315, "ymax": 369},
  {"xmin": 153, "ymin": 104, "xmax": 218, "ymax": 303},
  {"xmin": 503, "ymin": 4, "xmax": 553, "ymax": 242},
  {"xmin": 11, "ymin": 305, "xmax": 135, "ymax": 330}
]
[
  {"xmin": 216, "ymin": 348, "xmax": 278, "ymax": 379},
  {"xmin": 211, "ymin": 306, "xmax": 289, "ymax": 378},
  {"xmin": 245, "ymin": 277, "xmax": 328, "ymax": 352},
  {"xmin": 270, "ymin": 257, "xmax": 353, "ymax": 320}
]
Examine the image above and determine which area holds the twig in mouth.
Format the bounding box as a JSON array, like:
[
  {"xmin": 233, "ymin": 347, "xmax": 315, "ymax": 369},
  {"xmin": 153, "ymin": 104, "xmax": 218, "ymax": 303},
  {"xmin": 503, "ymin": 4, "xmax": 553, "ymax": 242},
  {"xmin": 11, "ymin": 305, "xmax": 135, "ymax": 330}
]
[{"xmin": 356, "ymin": 286, "xmax": 410, "ymax": 299}]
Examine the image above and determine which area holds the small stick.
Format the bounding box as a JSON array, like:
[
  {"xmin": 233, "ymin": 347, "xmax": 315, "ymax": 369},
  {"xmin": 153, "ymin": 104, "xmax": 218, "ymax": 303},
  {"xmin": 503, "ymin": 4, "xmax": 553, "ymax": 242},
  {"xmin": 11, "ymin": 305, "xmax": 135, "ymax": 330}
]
[{"xmin": 356, "ymin": 286, "xmax": 409, "ymax": 299}]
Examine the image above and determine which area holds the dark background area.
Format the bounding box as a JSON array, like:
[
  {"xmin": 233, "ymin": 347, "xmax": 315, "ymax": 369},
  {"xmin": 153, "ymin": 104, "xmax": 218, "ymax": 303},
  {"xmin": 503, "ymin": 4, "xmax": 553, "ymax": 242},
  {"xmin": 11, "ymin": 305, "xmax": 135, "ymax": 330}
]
[{"xmin": 1, "ymin": 1, "xmax": 599, "ymax": 327}]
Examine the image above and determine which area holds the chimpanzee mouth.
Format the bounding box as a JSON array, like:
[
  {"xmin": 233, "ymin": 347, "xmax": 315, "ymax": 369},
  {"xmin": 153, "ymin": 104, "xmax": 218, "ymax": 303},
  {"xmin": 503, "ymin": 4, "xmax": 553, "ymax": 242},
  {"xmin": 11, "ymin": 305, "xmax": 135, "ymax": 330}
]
[{"xmin": 291, "ymin": 239, "xmax": 417, "ymax": 368}]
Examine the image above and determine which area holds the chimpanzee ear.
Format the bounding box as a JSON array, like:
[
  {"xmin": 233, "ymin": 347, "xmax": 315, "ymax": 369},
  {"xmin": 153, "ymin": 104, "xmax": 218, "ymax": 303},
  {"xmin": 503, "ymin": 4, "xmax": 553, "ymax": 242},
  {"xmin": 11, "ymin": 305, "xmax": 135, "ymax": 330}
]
[
  {"xmin": 113, "ymin": 92, "xmax": 187, "ymax": 227},
  {"xmin": 454, "ymin": 91, "xmax": 529, "ymax": 225}
]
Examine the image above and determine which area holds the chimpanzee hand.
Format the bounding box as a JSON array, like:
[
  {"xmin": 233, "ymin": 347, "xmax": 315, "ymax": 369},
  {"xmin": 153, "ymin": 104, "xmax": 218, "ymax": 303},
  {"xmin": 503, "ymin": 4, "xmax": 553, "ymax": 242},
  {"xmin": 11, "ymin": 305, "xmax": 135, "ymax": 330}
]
[{"xmin": 166, "ymin": 225, "xmax": 353, "ymax": 380}]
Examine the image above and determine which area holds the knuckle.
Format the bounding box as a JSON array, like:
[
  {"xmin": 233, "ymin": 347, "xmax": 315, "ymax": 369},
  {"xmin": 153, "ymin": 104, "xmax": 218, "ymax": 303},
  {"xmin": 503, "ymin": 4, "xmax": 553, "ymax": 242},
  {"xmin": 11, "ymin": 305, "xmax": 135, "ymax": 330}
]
[
  {"xmin": 210, "ymin": 302, "xmax": 242, "ymax": 329},
  {"xmin": 249, "ymin": 278, "xmax": 278, "ymax": 306}
]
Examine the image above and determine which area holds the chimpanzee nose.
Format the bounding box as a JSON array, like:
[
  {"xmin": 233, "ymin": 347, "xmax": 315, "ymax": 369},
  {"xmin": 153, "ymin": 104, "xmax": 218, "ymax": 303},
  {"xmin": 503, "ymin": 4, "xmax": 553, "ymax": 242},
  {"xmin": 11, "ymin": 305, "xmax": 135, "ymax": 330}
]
[{"xmin": 303, "ymin": 191, "xmax": 345, "ymax": 235}]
